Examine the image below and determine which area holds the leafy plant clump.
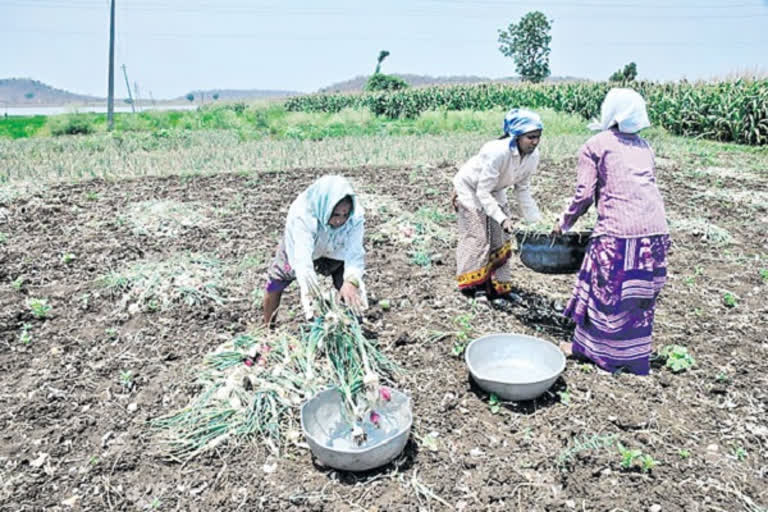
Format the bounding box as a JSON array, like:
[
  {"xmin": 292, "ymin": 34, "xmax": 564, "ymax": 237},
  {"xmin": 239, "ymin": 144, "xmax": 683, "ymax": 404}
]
[
  {"xmin": 657, "ymin": 345, "xmax": 696, "ymax": 373},
  {"xmin": 26, "ymin": 298, "xmax": 52, "ymax": 319}
]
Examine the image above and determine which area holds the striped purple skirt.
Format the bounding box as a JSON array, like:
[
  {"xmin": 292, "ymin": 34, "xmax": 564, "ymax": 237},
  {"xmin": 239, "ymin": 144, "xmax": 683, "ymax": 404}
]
[{"xmin": 564, "ymin": 235, "xmax": 670, "ymax": 375}]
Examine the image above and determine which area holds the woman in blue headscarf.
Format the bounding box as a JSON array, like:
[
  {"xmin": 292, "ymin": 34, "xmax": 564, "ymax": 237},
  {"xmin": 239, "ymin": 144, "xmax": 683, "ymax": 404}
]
[
  {"xmin": 452, "ymin": 108, "xmax": 543, "ymax": 306},
  {"xmin": 263, "ymin": 175, "xmax": 367, "ymax": 325}
]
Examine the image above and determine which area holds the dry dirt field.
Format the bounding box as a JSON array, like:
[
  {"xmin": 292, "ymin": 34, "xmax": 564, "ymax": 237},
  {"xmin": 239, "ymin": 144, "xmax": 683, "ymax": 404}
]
[{"xmin": 1, "ymin": 158, "xmax": 766, "ymax": 511}]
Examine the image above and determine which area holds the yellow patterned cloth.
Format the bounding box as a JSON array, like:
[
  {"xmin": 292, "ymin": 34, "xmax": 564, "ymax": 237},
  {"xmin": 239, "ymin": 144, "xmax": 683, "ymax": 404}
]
[{"xmin": 455, "ymin": 204, "xmax": 513, "ymax": 296}]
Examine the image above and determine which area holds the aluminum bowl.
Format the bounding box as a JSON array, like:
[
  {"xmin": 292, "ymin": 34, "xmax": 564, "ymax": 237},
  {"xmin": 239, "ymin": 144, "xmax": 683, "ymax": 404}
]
[
  {"xmin": 514, "ymin": 230, "xmax": 592, "ymax": 274},
  {"xmin": 465, "ymin": 333, "xmax": 565, "ymax": 401},
  {"xmin": 301, "ymin": 388, "xmax": 412, "ymax": 472}
]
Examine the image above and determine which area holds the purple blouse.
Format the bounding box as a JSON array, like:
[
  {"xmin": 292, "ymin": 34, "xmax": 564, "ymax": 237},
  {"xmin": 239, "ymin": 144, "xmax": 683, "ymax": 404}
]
[{"xmin": 559, "ymin": 128, "xmax": 669, "ymax": 238}]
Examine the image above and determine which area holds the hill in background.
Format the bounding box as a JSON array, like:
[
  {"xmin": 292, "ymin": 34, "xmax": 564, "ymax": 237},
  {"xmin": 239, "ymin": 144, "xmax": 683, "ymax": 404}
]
[
  {"xmin": 0, "ymin": 78, "xmax": 102, "ymax": 106},
  {"xmin": 317, "ymin": 73, "xmax": 586, "ymax": 93},
  {"xmin": 1, "ymin": 74, "xmax": 588, "ymax": 107}
]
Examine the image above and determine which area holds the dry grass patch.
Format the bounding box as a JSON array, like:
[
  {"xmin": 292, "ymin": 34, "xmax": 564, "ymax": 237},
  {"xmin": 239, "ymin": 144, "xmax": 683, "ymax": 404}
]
[{"xmin": 124, "ymin": 199, "xmax": 211, "ymax": 237}]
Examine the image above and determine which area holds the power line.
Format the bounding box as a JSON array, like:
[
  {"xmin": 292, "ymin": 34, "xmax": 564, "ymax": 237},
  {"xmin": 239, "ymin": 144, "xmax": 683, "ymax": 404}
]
[
  {"xmin": 4, "ymin": 0, "xmax": 768, "ymax": 17},
  {"xmin": 4, "ymin": 27, "xmax": 766, "ymax": 47},
  {"xmin": 14, "ymin": 0, "xmax": 765, "ymax": 8}
]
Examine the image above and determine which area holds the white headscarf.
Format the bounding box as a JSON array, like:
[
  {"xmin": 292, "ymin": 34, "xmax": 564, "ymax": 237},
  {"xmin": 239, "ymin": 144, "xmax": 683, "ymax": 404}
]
[{"xmin": 588, "ymin": 88, "xmax": 650, "ymax": 134}]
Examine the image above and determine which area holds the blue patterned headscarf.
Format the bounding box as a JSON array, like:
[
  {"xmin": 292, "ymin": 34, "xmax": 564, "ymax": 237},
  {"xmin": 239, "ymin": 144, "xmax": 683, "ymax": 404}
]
[{"xmin": 502, "ymin": 108, "xmax": 543, "ymax": 150}]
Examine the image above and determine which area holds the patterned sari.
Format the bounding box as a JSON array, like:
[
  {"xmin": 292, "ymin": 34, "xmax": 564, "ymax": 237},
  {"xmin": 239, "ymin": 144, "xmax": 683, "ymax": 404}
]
[
  {"xmin": 455, "ymin": 204, "xmax": 514, "ymax": 296},
  {"xmin": 564, "ymin": 235, "xmax": 670, "ymax": 375}
]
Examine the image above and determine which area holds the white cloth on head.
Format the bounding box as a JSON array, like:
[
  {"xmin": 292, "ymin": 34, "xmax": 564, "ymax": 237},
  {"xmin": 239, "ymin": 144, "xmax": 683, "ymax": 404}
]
[
  {"xmin": 283, "ymin": 175, "xmax": 367, "ymax": 319},
  {"xmin": 588, "ymin": 88, "xmax": 651, "ymax": 134}
]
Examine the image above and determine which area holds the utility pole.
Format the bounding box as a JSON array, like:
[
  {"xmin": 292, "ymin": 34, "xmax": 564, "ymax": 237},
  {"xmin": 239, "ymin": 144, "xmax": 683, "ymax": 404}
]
[
  {"xmin": 133, "ymin": 81, "xmax": 141, "ymax": 112},
  {"xmin": 122, "ymin": 64, "xmax": 135, "ymax": 113},
  {"xmin": 107, "ymin": 0, "xmax": 115, "ymax": 130}
]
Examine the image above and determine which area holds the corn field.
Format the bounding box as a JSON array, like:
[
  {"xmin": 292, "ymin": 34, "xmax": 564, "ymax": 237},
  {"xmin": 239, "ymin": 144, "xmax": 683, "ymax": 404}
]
[{"xmin": 285, "ymin": 80, "xmax": 768, "ymax": 145}]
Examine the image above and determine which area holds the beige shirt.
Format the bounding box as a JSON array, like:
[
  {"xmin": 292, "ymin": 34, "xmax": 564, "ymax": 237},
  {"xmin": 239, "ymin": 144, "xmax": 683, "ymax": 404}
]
[{"xmin": 453, "ymin": 138, "xmax": 541, "ymax": 225}]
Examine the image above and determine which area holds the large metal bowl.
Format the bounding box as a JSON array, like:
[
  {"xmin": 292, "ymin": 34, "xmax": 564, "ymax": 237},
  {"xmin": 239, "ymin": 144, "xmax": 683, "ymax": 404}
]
[
  {"xmin": 465, "ymin": 333, "xmax": 565, "ymax": 401},
  {"xmin": 300, "ymin": 388, "xmax": 412, "ymax": 472},
  {"xmin": 514, "ymin": 231, "xmax": 592, "ymax": 274}
]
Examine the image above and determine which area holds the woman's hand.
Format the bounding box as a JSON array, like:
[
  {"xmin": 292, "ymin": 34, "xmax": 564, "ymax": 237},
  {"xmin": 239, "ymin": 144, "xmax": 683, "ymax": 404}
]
[
  {"xmin": 451, "ymin": 191, "xmax": 459, "ymax": 212},
  {"xmin": 501, "ymin": 218, "xmax": 516, "ymax": 234},
  {"xmin": 339, "ymin": 281, "xmax": 363, "ymax": 315}
]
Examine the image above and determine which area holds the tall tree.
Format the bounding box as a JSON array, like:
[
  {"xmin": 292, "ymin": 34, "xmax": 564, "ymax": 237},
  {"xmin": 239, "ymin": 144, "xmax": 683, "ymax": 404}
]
[
  {"xmin": 498, "ymin": 11, "xmax": 553, "ymax": 83},
  {"xmin": 610, "ymin": 62, "xmax": 638, "ymax": 83}
]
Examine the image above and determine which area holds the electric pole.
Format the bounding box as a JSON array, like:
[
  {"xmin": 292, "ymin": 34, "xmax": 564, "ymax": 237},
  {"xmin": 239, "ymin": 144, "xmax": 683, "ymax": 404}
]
[
  {"xmin": 122, "ymin": 64, "xmax": 135, "ymax": 113},
  {"xmin": 107, "ymin": 0, "xmax": 115, "ymax": 130},
  {"xmin": 133, "ymin": 81, "xmax": 141, "ymax": 112}
]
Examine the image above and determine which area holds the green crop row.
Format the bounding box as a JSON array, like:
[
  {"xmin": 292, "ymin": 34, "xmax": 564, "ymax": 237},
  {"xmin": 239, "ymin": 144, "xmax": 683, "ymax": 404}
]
[{"xmin": 284, "ymin": 80, "xmax": 768, "ymax": 145}]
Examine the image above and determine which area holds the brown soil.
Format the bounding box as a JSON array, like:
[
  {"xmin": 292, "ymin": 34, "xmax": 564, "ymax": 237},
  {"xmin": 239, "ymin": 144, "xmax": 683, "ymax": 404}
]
[{"xmin": 1, "ymin": 161, "xmax": 766, "ymax": 511}]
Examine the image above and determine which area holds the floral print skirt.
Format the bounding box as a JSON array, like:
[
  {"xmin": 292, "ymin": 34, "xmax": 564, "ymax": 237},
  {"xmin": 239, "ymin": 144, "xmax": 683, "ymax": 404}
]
[{"xmin": 563, "ymin": 235, "xmax": 670, "ymax": 375}]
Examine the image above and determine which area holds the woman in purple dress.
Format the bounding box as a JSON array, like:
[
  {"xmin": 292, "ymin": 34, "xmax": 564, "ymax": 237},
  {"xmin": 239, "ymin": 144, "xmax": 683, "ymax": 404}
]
[{"xmin": 553, "ymin": 88, "xmax": 670, "ymax": 375}]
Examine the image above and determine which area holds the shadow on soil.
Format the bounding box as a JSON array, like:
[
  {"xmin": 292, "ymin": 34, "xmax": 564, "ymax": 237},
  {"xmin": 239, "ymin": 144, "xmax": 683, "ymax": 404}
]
[
  {"xmin": 312, "ymin": 437, "xmax": 419, "ymax": 484},
  {"xmin": 468, "ymin": 375, "xmax": 568, "ymax": 415}
]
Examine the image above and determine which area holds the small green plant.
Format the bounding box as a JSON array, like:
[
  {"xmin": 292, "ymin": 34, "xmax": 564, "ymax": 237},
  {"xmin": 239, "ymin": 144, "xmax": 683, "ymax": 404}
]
[
  {"xmin": 19, "ymin": 323, "xmax": 32, "ymax": 345},
  {"xmin": 722, "ymin": 292, "xmax": 737, "ymax": 308},
  {"xmin": 60, "ymin": 253, "xmax": 76, "ymax": 264},
  {"xmin": 557, "ymin": 389, "xmax": 571, "ymax": 405},
  {"xmin": 733, "ymin": 446, "xmax": 747, "ymax": 461},
  {"xmin": 640, "ymin": 454, "xmax": 658, "ymax": 473},
  {"xmin": 759, "ymin": 268, "xmax": 768, "ymax": 281},
  {"xmin": 26, "ymin": 298, "xmax": 52, "ymax": 319},
  {"xmin": 715, "ymin": 371, "xmax": 731, "ymax": 384},
  {"xmin": 557, "ymin": 433, "xmax": 617, "ymax": 468},
  {"xmin": 119, "ymin": 370, "xmax": 134, "ymax": 390},
  {"xmin": 451, "ymin": 312, "xmax": 474, "ymax": 356},
  {"xmin": 410, "ymin": 250, "xmax": 432, "ymax": 268},
  {"xmin": 89, "ymin": 455, "xmax": 99, "ymax": 465},
  {"xmin": 617, "ymin": 443, "xmax": 642, "ymax": 469},
  {"xmin": 0, "ymin": 232, "xmax": 7, "ymax": 244},
  {"xmin": 488, "ymin": 393, "xmax": 501, "ymax": 414},
  {"xmin": 658, "ymin": 345, "xmax": 695, "ymax": 373},
  {"xmin": 11, "ymin": 276, "xmax": 25, "ymax": 291},
  {"xmin": 85, "ymin": 191, "xmax": 100, "ymax": 201},
  {"xmin": 578, "ymin": 363, "xmax": 594, "ymax": 373},
  {"xmin": 678, "ymin": 448, "xmax": 690, "ymax": 459}
]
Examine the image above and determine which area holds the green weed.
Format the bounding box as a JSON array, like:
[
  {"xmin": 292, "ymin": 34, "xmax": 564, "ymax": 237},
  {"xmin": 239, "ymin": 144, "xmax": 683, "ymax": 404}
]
[
  {"xmin": 451, "ymin": 312, "xmax": 474, "ymax": 356},
  {"xmin": 657, "ymin": 345, "xmax": 696, "ymax": 373},
  {"xmin": 488, "ymin": 393, "xmax": 501, "ymax": 414},
  {"xmin": 11, "ymin": 276, "xmax": 25, "ymax": 291},
  {"xmin": 120, "ymin": 370, "xmax": 134, "ymax": 390},
  {"xmin": 557, "ymin": 433, "xmax": 617, "ymax": 468},
  {"xmin": 723, "ymin": 292, "xmax": 738, "ymax": 308},
  {"xmin": 26, "ymin": 298, "xmax": 52, "ymax": 319},
  {"xmin": 19, "ymin": 323, "xmax": 32, "ymax": 345}
]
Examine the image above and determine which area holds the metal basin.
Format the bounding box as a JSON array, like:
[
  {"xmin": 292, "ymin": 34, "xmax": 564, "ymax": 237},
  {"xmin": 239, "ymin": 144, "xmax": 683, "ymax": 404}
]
[
  {"xmin": 465, "ymin": 333, "xmax": 565, "ymax": 401},
  {"xmin": 300, "ymin": 388, "xmax": 412, "ymax": 472},
  {"xmin": 514, "ymin": 231, "xmax": 592, "ymax": 274}
]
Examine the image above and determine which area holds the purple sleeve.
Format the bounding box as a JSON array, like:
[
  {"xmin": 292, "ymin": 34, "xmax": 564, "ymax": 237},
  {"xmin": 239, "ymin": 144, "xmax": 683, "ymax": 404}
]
[{"xmin": 560, "ymin": 143, "xmax": 599, "ymax": 232}]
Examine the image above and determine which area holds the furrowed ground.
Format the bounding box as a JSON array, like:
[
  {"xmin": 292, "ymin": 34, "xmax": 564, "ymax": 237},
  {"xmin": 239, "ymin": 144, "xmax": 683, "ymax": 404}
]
[{"xmin": 0, "ymin": 109, "xmax": 767, "ymax": 511}]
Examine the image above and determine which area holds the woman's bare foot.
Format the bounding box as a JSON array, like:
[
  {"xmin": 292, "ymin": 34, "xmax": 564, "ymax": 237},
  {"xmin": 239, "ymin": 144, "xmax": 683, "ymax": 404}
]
[{"xmin": 559, "ymin": 341, "xmax": 573, "ymax": 357}]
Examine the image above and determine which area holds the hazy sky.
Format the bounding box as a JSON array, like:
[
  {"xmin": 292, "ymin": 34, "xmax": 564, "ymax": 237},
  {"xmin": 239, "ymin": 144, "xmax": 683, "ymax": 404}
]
[{"xmin": 3, "ymin": 0, "xmax": 768, "ymax": 99}]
